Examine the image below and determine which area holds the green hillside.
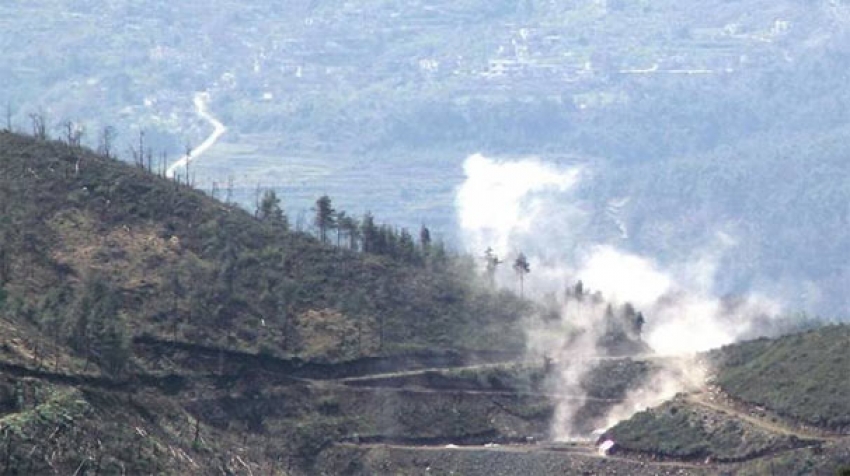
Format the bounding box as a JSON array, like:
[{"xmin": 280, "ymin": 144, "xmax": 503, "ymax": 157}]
[{"xmin": 713, "ymin": 325, "xmax": 850, "ymax": 431}]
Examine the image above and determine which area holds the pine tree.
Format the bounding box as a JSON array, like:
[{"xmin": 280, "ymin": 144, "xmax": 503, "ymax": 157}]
[
  {"xmin": 71, "ymin": 275, "xmax": 121, "ymax": 372},
  {"xmin": 257, "ymin": 190, "xmax": 288, "ymax": 230},
  {"xmin": 419, "ymin": 226, "xmax": 432, "ymax": 254},
  {"xmin": 399, "ymin": 229, "xmax": 416, "ymax": 263},
  {"xmin": 314, "ymin": 195, "xmax": 335, "ymax": 243},
  {"xmin": 634, "ymin": 312, "xmax": 646, "ymax": 341},
  {"xmin": 360, "ymin": 213, "xmax": 378, "ymax": 253},
  {"xmin": 512, "ymin": 253, "xmax": 530, "ymax": 297},
  {"xmin": 340, "ymin": 215, "xmax": 361, "ymax": 250}
]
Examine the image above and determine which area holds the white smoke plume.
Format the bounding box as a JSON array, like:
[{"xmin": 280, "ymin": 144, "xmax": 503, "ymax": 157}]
[
  {"xmin": 456, "ymin": 153, "xmax": 581, "ymax": 256},
  {"xmin": 455, "ymin": 154, "xmax": 781, "ymax": 440}
]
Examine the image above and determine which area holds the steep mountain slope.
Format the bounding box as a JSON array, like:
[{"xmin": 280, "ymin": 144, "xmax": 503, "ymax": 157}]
[
  {"xmin": 0, "ymin": 132, "xmax": 539, "ymax": 473},
  {"xmin": 0, "ymin": 131, "xmax": 527, "ymax": 365}
]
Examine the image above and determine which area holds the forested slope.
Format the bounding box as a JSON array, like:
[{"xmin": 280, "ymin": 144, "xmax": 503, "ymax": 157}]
[{"xmin": 0, "ymin": 131, "xmax": 528, "ymax": 372}]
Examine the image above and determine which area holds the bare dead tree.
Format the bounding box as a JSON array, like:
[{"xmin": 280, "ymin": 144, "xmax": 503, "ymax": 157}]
[
  {"xmin": 61, "ymin": 120, "xmax": 84, "ymax": 149},
  {"xmin": 183, "ymin": 142, "xmax": 192, "ymax": 183},
  {"xmin": 128, "ymin": 129, "xmax": 147, "ymax": 168},
  {"xmin": 98, "ymin": 126, "xmax": 116, "ymax": 159},
  {"xmin": 29, "ymin": 112, "xmax": 47, "ymax": 140},
  {"xmin": 136, "ymin": 130, "xmax": 146, "ymax": 168},
  {"xmin": 160, "ymin": 150, "xmax": 168, "ymax": 177},
  {"xmin": 61, "ymin": 120, "xmax": 74, "ymax": 146}
]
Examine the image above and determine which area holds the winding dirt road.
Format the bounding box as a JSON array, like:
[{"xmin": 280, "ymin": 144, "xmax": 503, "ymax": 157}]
[
  {"xmin": 166, "ymin": 92, "xmax": 227, "ymax": 180},
  {"xmin": 685, "ymin": 388, "xmax": 842, "ymax": 441}
]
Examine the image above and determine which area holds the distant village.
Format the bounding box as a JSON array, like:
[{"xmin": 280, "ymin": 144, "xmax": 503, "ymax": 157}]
[{"xmin": 198, "ymin": 1, "xmax": 795, "ymax": 110}]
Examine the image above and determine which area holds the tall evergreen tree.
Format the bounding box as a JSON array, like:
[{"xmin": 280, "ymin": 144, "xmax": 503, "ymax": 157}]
[
  {"xmin": 419, "ymin": 225, "xmax": 432, "ymax": 253},
  {"xmin": 340, "ymin": 214, "xmax": 361, "ymax": 250},
  {"xmin": 399, "ymin": 229, "xmax": 416, "ymax": 263},
  {"xmin": 314, "ymin": 195, "xmax": 335, "ymax": 243},
  {"xmin": 360, "ymin": 212, "xmax": 378, "ymax": 253},
  {"xmin": 71, "ymin": 274, "xmax": 122, "ymax": 372},
  {"xmin": 512, "ymin": 252, "xmax": 530, "ymax": 297},
  {"xmin": 257, "ymin": 190, "xmax": 288, "ymax": 230}
]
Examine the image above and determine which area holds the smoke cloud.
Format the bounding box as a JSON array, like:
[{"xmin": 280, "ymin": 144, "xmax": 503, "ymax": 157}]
[
  {"xmin": 456, "ymin": 153, "xmax": 580, "ymax": 255},
  {"xmin": 454, "ymin": 153, "xmax": 781, "ymax": 440}
]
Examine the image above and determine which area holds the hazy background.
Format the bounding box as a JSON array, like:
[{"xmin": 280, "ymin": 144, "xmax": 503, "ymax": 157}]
[{"xmin": 3, "ymin": 0, "xmax": 850, "ymax": 315}]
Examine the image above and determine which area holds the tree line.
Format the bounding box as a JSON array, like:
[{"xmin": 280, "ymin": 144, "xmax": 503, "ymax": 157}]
[{"xmin": 255, "ymin": 189, "xmax": 448, "ymax": 267}]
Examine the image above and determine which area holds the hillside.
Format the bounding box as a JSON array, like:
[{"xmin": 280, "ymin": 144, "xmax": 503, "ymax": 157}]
[
  {"xmin": 609, "ymin": 324, "xmax": 850, "ymax": 475},
  {"xmin": 2, "ymin": 135, "xmax": 850, "ymax": 474},
  {"xmin": 713, "ymin": 325, "xmax": 850, "ymax": 432},
  {"xmin": 0, "ymin": 130, "xmax": 529, "ymax": 364},
  {"xmin": 0, "ymin": 132, "xmax": 539, "ymax": 473}
]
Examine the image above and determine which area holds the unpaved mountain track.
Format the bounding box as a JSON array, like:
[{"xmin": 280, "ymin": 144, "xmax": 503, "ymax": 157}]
[
  {"xmin": 337, "ymin": 360, "xmax": 532, "ymax": 383},
  {"xmin": 338, "ymin": 353, "xmax": 682, "ymax": 384},
  {"xmin": 685, "ymin": 389, "xmax": 844, "ymax": 441},
  {"xmin": 334, "ymin": 441, "xmax": 706, "ymax": 470},
  {"xmin": 133, "ymin": 335, "xmax": 522, "ymax": 380},
  {"xmin": 342, "ymin": 385, "xmax": 615, "ymax": 401}
]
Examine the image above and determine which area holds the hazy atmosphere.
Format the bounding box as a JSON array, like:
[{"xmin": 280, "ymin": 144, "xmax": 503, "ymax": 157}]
[{"xmin": 1, "ymin": 1, "xmax": 849, "ymax": 474}]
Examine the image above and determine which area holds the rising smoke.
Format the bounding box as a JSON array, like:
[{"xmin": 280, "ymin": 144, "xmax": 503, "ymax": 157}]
[{"xmin": 455, "ymin": 153, "xmax": 781, "ymax": 440}]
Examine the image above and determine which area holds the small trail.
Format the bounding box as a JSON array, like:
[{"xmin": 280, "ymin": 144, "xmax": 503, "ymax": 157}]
[
  {"xmin": 339, "ymin": 353, "xmax": 677, "ymax": 384},
  {"xmin": 335, "ymin": 441, "xmax": 593, "ymax": 455},
  {"xmin": 166, "ymin": 92, "xmax": 226, "ymax": 180},
  {"xmin": 309, "ymin": 379, "xmax": 620, "ymax": 402},
  {"xmin": 685, "ymin": 390, "xmax": 842, "ymax": 441},
  {"xmin": 337, "ymin": 360, "xmax": 531, "ymax": 383},
  {"xmin": 335, "ymin": 441, "xmax": 705, "ymax": 470}
]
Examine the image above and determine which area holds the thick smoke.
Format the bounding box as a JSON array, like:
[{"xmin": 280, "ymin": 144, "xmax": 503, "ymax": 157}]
[
  {"xmin": 455, "ymin": 154, "xmax": 780, "ymax": 440},
  {"xmin": 456, "ymin": 153, "xmax": 580, "ymax": 255}
]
